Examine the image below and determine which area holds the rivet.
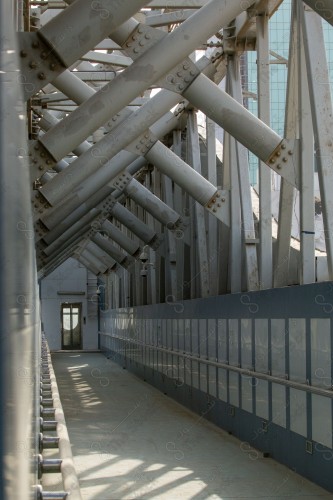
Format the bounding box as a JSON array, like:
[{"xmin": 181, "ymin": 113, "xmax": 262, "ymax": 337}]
[
  {"xmin": 178, "ymin": 84, "xmax": 184, "ymax": 91},
  {"xmin": 217, "ymin": 203, "xmax": 221, "ymax": 207},
  {"xmin": 184, "ymin": 77, "xmax": 190, "ymax": 83},
  {"xmin": 282, "ymin": 157, "xmax": 288, "ymax": 163},
  {"xmin": 133, "ymin": 48, "xmax": 139, "ymax": 54},
  {"xmin": 221, "ymin": 198, "xmax": 225, "ymax": 202},
  {"xmin": 20, "ymin": 50, "xmax": 27, "ymax": 57},
  {"xmin": 281, "ymin": 143, "xmax": 287, "ymax": 149},
  {"xmin": 288, "ymin": 150, "xmax": 293, "ymax": 155},
  {"xmin": 276, "ymin": 164, "xmax": 282, "ymax": 169},
  {"xmin": 40, "ymin": 51, "xmax": 48, "ymax": 60},
  {"xmin": 276, "ymin": 151, "xmax": 281, "ymax": 156},
  {"xmin": 32, "ymin": 41, "xmax": 40, "ymax": 49},
  {"xmin": 177, "ymin": 71, "xmax": 182, "ymax": 77},
  {"xmin": 270, "ymin": 158, "xmax": 275, "ymax": 164},
  {"xmin": 137, "ymin": 27, "xmax": 144, "ymax": 34},
  {"xmin": 190, "ymin": 70, "xmax": 196, "ymax": 76},
  {"xmin": 145, "ymin": 34, "xmax": 151, "ymax": 40},
  {"xmin": 213, "ymin": 209, "xmax": 217, "ymax": 213},
  {"xmin": 212, "ymin": 199, "xmax": 216, "ymax": 203},
  {"xmin": 29, "ymin": 61, "xmax": 38, "ymax": 69},
  {"xmin": 39, "ymin": 166, "xmax": 43, "ymax": 171},
  {"xmin": 38, "ymin": 72, "xmax": 46, "ymax": 80},
  {"xmin": 40, "ymin": 152, "xmax": 46, "ymax": 158},
  {"xmin": 46, "ymin": 159, "xmax": 52, "ymax": 165},
  {"xmin": 183, "ymin": 63, "xmax": 189, "ymax": 70},
  {"xmin": 216, "ymin": 193, "xmax": 220, "ymax": 198},
  {"xmin": 34, "ymin": 145, "xmax": 39, "ymax": 151},
  {"xmin": 49, "ymin": 62, "xmax": 56, "ymax": 70},
  {"xmin": 139, "ymin": 41, "xmax": 145, "ymax": 46}
]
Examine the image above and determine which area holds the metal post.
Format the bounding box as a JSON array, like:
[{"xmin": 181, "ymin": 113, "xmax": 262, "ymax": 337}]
[
  {"xmin": 257, "ymin": 12, "xmax": 273, "ymax": 289},
  {"xmin": 274, "ymin": 2, "xmax": 298, "ymax": 288},
  {"xmin": 298, "ymin": 4, "xmax": 315, "ymax": 284},
  {"xmin": 301, "ymin": 2, "xmax": 333, "ymax": 279},
  {"xmin": 187, "ymin": 111, "xmax": 210, "ymax": 297},
  {"xmin": 228, "ymin": 56, "xmax": 259, "ymax": 291}
]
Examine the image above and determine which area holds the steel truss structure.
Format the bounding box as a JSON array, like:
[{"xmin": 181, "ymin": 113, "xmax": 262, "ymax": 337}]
[
  {"xmin": 2, "ymin": 0, "xmax": 333, "ymax": 497},
  {"xmin": 22, "ymin": 0, "xmax": 333, "ymax": 302}
]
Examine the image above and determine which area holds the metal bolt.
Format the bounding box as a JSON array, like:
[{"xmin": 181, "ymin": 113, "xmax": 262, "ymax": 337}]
[
  {"xmin": 39, "ymin": 166, "xmax": 43, "ymax": 171},
  {"xmin": 145, "ymin": 34, "xmax": 151, "ymax": 40},
  {"xmin": 32, "ymin": 41, "xmax": 40, "ymax": 49},
  {"xmin": 221, "ymin": 198, "xmax": 226, "ymax": 202},
  {"xmin": 213, "ymin": 208, "xmax": 217, "ymax": 213},
  {"xmin": 282, "ymin": 157, "xmax": 288, "ymax": 163},
  {"xmin": 29, "ymin": 61, "xmax": 38, "ymax": 69},
  {"xmin": 183, "ymin": 63, "xmax": 189, "ymax": 70},
  {"xmin": 46, "ymin": 159, "xmax": 52, "ymax": 165},
  {"xmin": 49, "ymin": 62, "xmax": 56, "ymax": 70},
  {"xmin": 20, "ymin": 50, "xmax": 27, "ymax": 57},
  {"xmin": 40, "ymin": 152, "xmax": 46, "ymax": 158},
  {"xmin": 270, "ymin": 158, "xmax": 275, "ymax": 164},
  {"xmin": 40, "ymin": 51, "xmax": 48, "ymax": 60},
  {"xmin": 133, "ymin": 48, "xmax": 139, "ymax": 54},
  {"xmin": 38, "ymin": 72, "xmax": 46, "ymax": 80},
  {"xmin": 288, "ymin": 150, "xmax": 293, "ymax": 155},
  {"xmin": 276, "ymin": 151, "xmax": 281, "ymax": 156},
  {"xmin": 139, "ymin": 40, "xmax": 145, "ymax": 46},
  {"xmin": 276, "ymin": 164, "xmax": 282, "ymax": 169},
  {"xmin": 281, "ymin": 143, "xmax": 286, "ymax": 149}
]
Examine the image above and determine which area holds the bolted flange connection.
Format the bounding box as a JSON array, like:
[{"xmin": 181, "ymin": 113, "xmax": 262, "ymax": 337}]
[
  {"xmin": 38, "ymin": 454, "xmax": 62, "ymax": 479},
  {"xmin": 36, "ymin": 485, "xmax": 68, "ymax": 500}
]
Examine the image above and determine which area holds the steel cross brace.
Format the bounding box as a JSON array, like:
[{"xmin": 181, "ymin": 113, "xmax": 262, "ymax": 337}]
[{"xmin": 18, "ymin": 0, "xmax": 148, "ymax": 100}]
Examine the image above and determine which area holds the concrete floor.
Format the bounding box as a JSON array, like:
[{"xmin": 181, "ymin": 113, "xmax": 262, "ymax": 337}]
[{"xmin": 44, "ymin": 352, "xmax": 333, "ymax": 500}]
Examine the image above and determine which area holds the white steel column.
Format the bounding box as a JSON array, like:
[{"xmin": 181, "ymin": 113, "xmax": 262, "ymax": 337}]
[
  {"xmin": 187, "ymin": 111, "xmax": 210, "ymax": 297},
  {"xmin": 274, "ymin": 2, "xmax": 298, "ymax": 288},
  {"xmin": 298, "ymin": 3, "xmax": 315, "ymax": 284},
  {"xmin": 228, "ymin": 57, "xmax": 259, "ymax": 291},
  {"xmin": 301, "ymin": 2, "xmax": 333, "ymax": 279},
  {"xmin": 257, "ymin": 12, "xmax": 273, "ymax": 289}
]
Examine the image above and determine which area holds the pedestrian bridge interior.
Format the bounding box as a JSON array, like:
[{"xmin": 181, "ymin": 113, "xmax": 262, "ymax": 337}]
[{"xmin": 2, "ymin": 0, "xmax": 333, "ymax": 499}]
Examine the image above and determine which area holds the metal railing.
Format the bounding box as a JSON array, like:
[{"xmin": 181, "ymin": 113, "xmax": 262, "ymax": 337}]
[{"xmin": 38, "ymin": 335, "xmax": 82, "ymax": 500}]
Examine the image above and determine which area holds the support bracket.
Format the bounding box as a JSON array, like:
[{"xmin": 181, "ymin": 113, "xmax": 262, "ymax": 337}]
[
  {"xmin": 266, "ymin": 138, "xmax": 300, "ymax": 188},
  {"xmin": 17, "ymin": 32, "xmax": 66, "ymax": 101},
  {"xmin": 205, "ymin": 189, "xmax": 230, "ymax": 225}
]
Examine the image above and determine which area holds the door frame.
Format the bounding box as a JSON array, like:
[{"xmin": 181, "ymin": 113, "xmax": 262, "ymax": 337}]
[{"xmin": 61, "ymin": 302, "xmax": 83, "ymax": 350}]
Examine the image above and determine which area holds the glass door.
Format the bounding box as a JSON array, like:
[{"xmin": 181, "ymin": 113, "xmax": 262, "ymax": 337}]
[{"xmin": 61, "ymin": 303, "xmax": 82, "ymax": 349}]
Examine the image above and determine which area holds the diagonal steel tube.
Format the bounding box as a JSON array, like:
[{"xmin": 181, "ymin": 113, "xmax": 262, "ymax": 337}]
[{"xmin": 39, "ymin": 0, "xmax": 254, "ymax": 161}]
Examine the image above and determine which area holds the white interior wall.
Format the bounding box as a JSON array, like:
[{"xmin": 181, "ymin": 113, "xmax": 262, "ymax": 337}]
[{"xmin": 40, "ymin": 258, "xmax": 99, "ymax": 350}]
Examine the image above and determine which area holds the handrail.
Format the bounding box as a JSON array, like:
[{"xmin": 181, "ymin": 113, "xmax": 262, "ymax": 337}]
[
  {"xmin": 99, "ymin": 331, "xmax": 333, "ymax": 399},
  {"xmin": 41, "ymin": 336, "xmax": 83, "ymax": 500}
]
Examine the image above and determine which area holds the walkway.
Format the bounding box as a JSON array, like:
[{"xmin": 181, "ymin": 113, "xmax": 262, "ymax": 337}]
[{"xmin": 46, "ymin": 353, "xmax": 333, "ymax": 500}]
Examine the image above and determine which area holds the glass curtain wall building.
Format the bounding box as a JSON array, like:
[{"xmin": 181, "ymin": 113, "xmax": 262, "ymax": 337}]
[{"xmin": 246, "ymin": 0, "xmax": 333, "ymax": 186}]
